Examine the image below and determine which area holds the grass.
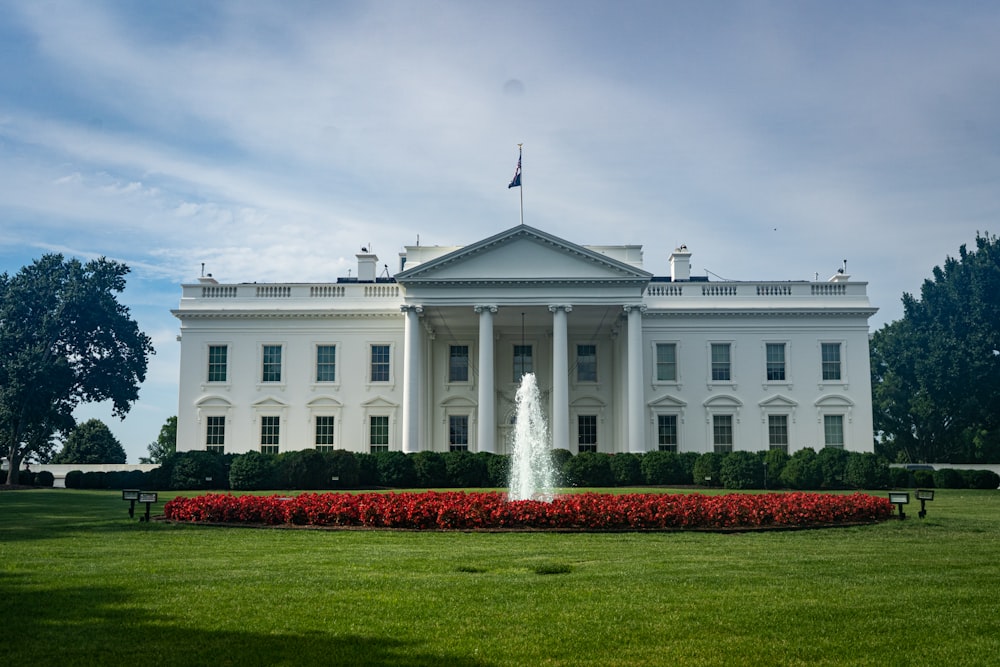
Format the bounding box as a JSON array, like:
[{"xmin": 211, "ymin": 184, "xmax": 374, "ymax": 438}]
[{"xmin": 1, "ymin": 488, "xmax": 998, "ymax": 666}]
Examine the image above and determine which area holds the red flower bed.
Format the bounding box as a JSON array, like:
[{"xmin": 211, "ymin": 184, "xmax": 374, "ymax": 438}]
[{"xmin": 164, "ymin": 491, "xmax": 893, "ymax": 531}]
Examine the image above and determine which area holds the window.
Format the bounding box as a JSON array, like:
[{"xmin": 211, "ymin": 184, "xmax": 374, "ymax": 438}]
[
  {"xmin": 766, "ymin": 343, "xmax": 786, "ymax": 382},
  {"xmin": 449, "ymin": 415, "xmax": 469, "ymax": 451},
  {"xmin": 316, "ymin": 345, "xmax": 337, "ymax": 383},
  {"xmin": 821, "ymin": 343, "xmax": 842, "ymax": 381},
  {"xmin": 657, "ymin": 415, "xmax": 678, "ymax": 452},
  {"xmin": 824, "ymin": 415, "xmax": 845, "ymax": 448},
  {"xmin": 206, "ymin": 416, "xmax": 225, "ymax": 453},
  {"xmin": 370, "ymin": 344, "xmax": 390, "ymax": 382},
  {"xmin": 577, "ymin": 415, "xmax": 598, "ymax": 452},
  {"xmin": 576, "ymin": 345, "xmax": 597, "ymax": 383},
  {"xmin": 261, "ymin": 345, "xmax": 282, "ymax": 383},
  {"xmin": 713, "ymin": 415, "xmax": 733, "ymax": 453},
  {"xmin": 513, "ymin": 344, "xmax": 533, "ymax": 380},
  {"xmin": 207, "ymin": 345, "xmax": 228, "ymax": 383},
  {"xmin": 711, "ymin": 343, "xmax": 731, "ymax": 382},
  {"xmin": 315, "ymin": 416, "xmax": 335, "ymax": 451},
  {"xmin": 449, "ymin": 345, "xmax": 469, "ymax": 383},
  {"xmin": 370, "ymin": 415, "xmax": 389, "ymax": 452},
  {"xmin": 768, "ymin": 415, "xmax": 789, "ymax": 452},
  {"xmin": 260, "ymin": 415, "xmax": 280, "ymax": 454},
  {"xmin": 656, "ymin": 343, "xmax": 677, "ymax": 382}
]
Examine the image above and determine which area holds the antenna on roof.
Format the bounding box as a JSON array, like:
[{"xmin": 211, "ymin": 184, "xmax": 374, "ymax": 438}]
[{"xmin": 201, "ymin": 262, "xmax": 205, "ymax": 277}]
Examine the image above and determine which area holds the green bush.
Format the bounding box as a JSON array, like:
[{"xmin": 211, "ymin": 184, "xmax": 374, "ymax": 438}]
[
  {"xmin": 780, "ymin": 448, "xmax": 821, "ymax": 490},
  {"xmin": 355, "ymin": 453, "xmax": 380, "ymax": 486},
  {"xmin": 762, "ymin": 449, "xmax": 789, "ymax": 488},
  {"xmin": 411, "ymin": 451, "xmax": 447, "ymax": 487},
  {"xmin": 678, "ymin": 452, "xmax": 700, "ymax": 484},
  {"xmin": 80, "ymin": 471, "xmax": 108, "ymax": 489},
  {"xmin": 480, "ymin": 452, "xmax": 509, "ymax": 487},
  {"xmin": 274, "ymin": 449, "xmax": 328, "ymax": 489},
  {"xmin": 562, "ymin": 452, "xmax": 615, "ymax": 487},
  {"xmin": 323, "ymin": 449, "xmax": 361, "ymax": 488},
  {"xmin": 443, "ymin": 451, "xmax": 488, "ymax": 487},
  {"xmin": 961, "ymin": 469, "xmax": 1000, "ymax": 489},
  {"xmin": 692, "ymin": 453, "xmax": 723, "ymax": 487},
  {"xmin": 170, "ymin": 451, "xmax": 227, "ymax": 490},
  {"xmin": 640, "ymin": 451, "xmax": 684, "ymax": 485},
  {"xmin": 375, "ymin": 451, "xmax": 417, "ymax": 487},
  {"xmin": 719, "ymin": 451, "xmax": 764, "ymax": 489},
  {"xmin": 229, "ymin": 452, "xmax": 276, "ymax": 490},
  {"xmin": 844, "ymin": 453, "xmax": 891, "ymax": 489},
  {"xmin": 17, "ymin": 470, "xmax": 36, "ymax": 486},
  {"xmin": 817, "ymin": 447, "xmax": 852, "ymax": 489},
  {"xmin": 33, "ymin": 470, "xmax": 55, "ymax": 487},
  {"xmin": 64, "ymin": 470, "xmax": 84, "ymax": 489},
  {"xmin": 888, "ymin": 466, "xmax": 910, "ymax": 488},
  {"xmin": 912, "ymin": 470, "xmax": 935, "ymax": 488},
  {"xmin": 609, "ymin": 453, "xmax": 643, "ymax": 486},
  {"xmin": 932, "ymin": 468, "xmax": 965, "ymax": 489},
  {"xmin": 550, "ymin": 448, "xmax": 573, "ymax": 472}
]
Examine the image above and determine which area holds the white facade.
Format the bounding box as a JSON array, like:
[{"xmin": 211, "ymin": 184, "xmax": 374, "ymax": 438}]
[{"xmin": 173, "ymin": 225, "xmax": 877, "ymax": 456}]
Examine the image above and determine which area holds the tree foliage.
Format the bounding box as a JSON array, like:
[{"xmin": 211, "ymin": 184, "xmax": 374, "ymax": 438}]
[
  {"xmin": 871, "ymin": 233, "xmax": 1000, "ymax": 463},
  {"xmin": 53, "ymin": 418, "xmax": 127, "ymax": 464},
  {"xmin": 141, "ymin": 416, "xmax": 176, "ymax": 464},
  {"xmin": 0, "ymin": 254, "xmax": 153, "ymax": 484}
]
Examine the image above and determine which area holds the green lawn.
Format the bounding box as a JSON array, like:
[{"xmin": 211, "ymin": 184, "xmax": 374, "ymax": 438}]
[{"xmin": 1, "ymin": 488, "xmax": 997, "ymax": 666}]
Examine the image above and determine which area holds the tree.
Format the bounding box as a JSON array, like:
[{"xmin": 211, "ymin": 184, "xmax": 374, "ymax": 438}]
[
  {"xmin": 53, "ymin": 419, "xmax": 127, "ymax": 464},
  {"xmin": 141, "ymin": 416, "xmax": 176, "ymax": 464},
  {"xmin": 1, "ymin": 255, "xmax": 153, "ymax": 485},
  {"xmin": 871, "ymin": 233, "xmax": 1000, "ymax": 463}
]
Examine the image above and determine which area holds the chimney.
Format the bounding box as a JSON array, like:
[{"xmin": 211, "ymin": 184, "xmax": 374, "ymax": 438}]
[
  {"xmin": 357, "ymin": 251, "xmax": 378, "ymax": 282},
  {"xmin": 669, "ymin": 245, "xmax": 692, "ymax": 281}
]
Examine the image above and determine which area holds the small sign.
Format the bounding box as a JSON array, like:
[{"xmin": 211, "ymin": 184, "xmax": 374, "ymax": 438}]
[
  {"xmin": 139, "ymin": 492, "xmax": 158, "ymax": 504},
  {"xmin": 122, "ymin": 489, "xmax": 140, "ymax": 501}
]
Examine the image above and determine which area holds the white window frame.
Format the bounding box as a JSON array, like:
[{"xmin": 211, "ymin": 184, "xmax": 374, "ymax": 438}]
[
  {"xmin": 205, "ymin": 343, "xmax": 230, "ymax": 386},
  {"xmin": 763, "ymin": 340, "xmax": 791, "ymax": 386},
  {"xmin": 368, "ymin": 343, "xmax": 396, "ymax": 386},
  {"xmin": 314, "ymin": 342, "xmax": 339, "ymax": 386},
  {"xmin": 447, "ymin": 342, "xmax": 472, "ymax": 386},
  {"xmin": 204, "ymin": 414, "xmax": 227, "ymax": 453},
  {"xmin": 259, "ymin": 343, "xmax": 285, "ymax": 386},
  {"xmin": 708, "ymin": 341, "xmax": 736, "ymax": 387},
  {"xmin": 819, "ymin": 340, "xmax": 847, "ymax": 386},
  {"xmin": 652, "ymin": 341, "xmax": 680, "ymax": 386},
  {"xmin": 574, "ymin": 343, "xmax": 599, "ymax": 385}
]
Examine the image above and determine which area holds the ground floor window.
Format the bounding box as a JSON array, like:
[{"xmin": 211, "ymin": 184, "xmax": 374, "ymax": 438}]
[
  {"xmin": 824, "ymin": 414, "xmax": 845, "ymax": 448},
  {"xmin": 577, "ymin": 415, "xmax": 597, "ymax": 453},
  {"xmin": 768, "ymin": 415, "xmax": 789, "ymax": 453},
  {"xmin": 315, "ymin": 415, "xmax": 335, "ymax": 447},
  {"xmin": 449, "ymin": 415, "xmax": 469, "ymax": 451},
  {"xmin": 206, "ymin": 415, "xmax": 225, "ymax": 454},
  {"xmin": 712, "ymin": 414, "xmax": 734, "ymax": 454},
  {"xmin": 370, "ymin": 415, "xmax": 389, "ymax": 453},
  {"xmin": 657, "ymin": 415, "xmax": 678, "ymax": 452},
  {"xmin": 260, "ymin": 415, "xmax": 279, "ymax": 454}
]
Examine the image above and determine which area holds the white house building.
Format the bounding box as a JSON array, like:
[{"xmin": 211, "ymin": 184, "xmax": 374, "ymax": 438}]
[{"xmin": 173, "ymin": 224, "xmax": 877, "ymax": 456}]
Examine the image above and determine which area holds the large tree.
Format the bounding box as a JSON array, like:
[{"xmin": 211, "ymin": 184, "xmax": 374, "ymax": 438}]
[
  {"xmin": 53, "ymin": 419, "xmax": 127, "ymax": 464},
  {"xmin": 1, "ymin": 254, "xmax": 153, "ymax": 485},
  {"xmin": 141, "ymin": 415, "xmax": 176, "ymax": 464},
  {"xmin": 871, "ymin": 233, "xmax": 1000, "ymax": 463}
]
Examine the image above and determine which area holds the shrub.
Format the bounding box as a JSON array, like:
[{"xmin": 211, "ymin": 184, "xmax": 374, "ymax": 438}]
[
  {"xmin": 229, "ymin": 452, "xmax": 276, "ymax": 490},
  {"xmin": 550, "ymin": 448, "xmax": 573, "ymax": 471},
  {"xmin": 17, "ymin": 470, "xmax": 36, "ymax": 486},
  {"xmin": 961, "ymin": 469, "xmax": 1000, "ymax": 489},
  {"xmin": 323, "ymin": 449, "xmax": 361, "ymax": 488},
  {"xmin": 780, "ymin": 448, "xmax": 821, "ymax": 490},
  {"xmin": 641, "ymin": 451, "xmax": 683, "ymax": 485},
  {"xmin": 888, "ymin": 466, "xmax": 910, "ymax": 488},
  {"xmin": 64, "ymin": 470, "xmax": 84, "ymax": 489},
  {"xmin": 375, "ymin": 451, "xmax": 417, "ymax": 487},
  {"xmin": 692, "ymin": 453, "xmax": 723, "ymax": 487},
  {"xmin": 274, "ymin": 449, "xmax": 329, "ymax": 490},
  {"xmin": 932, "ymin": 468, "xmax": 966, "ymax": 489},
  {"xmin": 719, "ymin": 451, "xmax": 764, "ymax": 489},
  {"xmin": 355, "ymin": 453, "xmax": 380, "ymax": 486},
  {"xmin": 480, "ymin": 452, "xmax": 509, "ymax": 487},
  {"xmin": 912, "ymin": 470, "xmax": 935, "ymax": 488},
  {"xmin": 33, "ymin": 470, "xmax": 55, "ymax": 487},
  {"xmin": 562, "ymin": 452, "xmax": 615, "ymax": 487},
  {"xmin": 817, "ymin": 447, "xmax": 852, "ymax": 489},
  {"xmin": 678, "ymin": 452, "xmax": 700, "ymax": 484},
  {"xmin": 411, "ymin": 451, "xmax": 448, "ymax": 487},
  {"xmin": 443, "ymin": 451, "xmax": 488, "ymax": 487},
  {"xmin": 761, "ymin": 449, "xmax": 789, "ymax": 487},
  {"xmin": 80, "ymin": 471, "xmax": 108, "ymax": 489},
  {"xmin": 170, "ymin": 451, "xmax": 227, "ymax": 490},
  {"xmin": 844, "ymin": 453, "xmax": 891, "ymax": 489},
  {"xmin": 609, "ymin": 453, "xmax": 643, "ymax": 486}
]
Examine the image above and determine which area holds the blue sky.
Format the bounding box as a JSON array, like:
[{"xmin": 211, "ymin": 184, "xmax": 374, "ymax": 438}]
[{"xmin": 2, "ymin": 1, "xmax": 999, "ymax": 462}]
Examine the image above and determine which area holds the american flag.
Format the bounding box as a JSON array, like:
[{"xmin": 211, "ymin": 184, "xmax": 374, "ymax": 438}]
[{"xmin": 508, "ymin": 148, "xmax": 521, "ymax": 188}]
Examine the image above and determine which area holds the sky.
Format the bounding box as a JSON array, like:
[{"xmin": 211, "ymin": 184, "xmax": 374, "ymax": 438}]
[{"xmin": 2, "ymin": 1, "xmax": 999, "ymax": 463}]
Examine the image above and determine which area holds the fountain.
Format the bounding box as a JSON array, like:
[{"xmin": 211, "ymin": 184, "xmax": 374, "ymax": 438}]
[{"xmin": 507, "ymin": 372, "xmax": 558, "ymax": 501}]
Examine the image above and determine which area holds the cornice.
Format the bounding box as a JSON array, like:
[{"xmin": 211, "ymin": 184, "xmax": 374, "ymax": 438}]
[{"xmin": 171, "ymin": 309, "xmax": 403, "ymax": 320}]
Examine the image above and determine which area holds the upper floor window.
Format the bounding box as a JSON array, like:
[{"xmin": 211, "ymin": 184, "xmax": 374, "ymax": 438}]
[
  {"xmin": 449, "ymin": 345, "xmax": 470, "ymax": 383},
  {"xmin": 577, "ymin": 415, "xmax": 598, "ymax": 452},
  {"xmin": 656, "ymin": 343, "xmax": 677, "ymax": 382},
  {"xmin": 766, "ymin": 343, "xmax": 786, "ymax": 382},
  {"xmin": 370, "ymin": 344, "xmax": 391, "ymax": 383},
  {"xmin": 513, "ymin": 344, "xmax": 533, "ymax": 381},
  {"xmin": 711, "ymin": 343, "xmax": 731, "ymax": 382},
  {"xmin": 576, "ymin": 344, "xmax": 597, "ymax": 383},
  {"xmin": 207, "ymin": 345, "xmax": 228, "ymax": 383},
  {"xmin": 261, "ymin": 345, "xmax": 283, "ymax": 383},
  {"xmin": 821, "ymin": 343, "xmax": 842, "ymax": 381},
  {"xmin": 316, "ymin": 345, "xmax": 337, "ymax": 383}
]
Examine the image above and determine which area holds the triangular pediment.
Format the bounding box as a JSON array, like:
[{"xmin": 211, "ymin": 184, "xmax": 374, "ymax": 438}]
[{"xmin": 396, "ymin": 225, "xmax": 651, "ymax": 286}]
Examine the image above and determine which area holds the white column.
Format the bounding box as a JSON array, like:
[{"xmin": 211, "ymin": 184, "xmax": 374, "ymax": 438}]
[
  {"xmin": 475, "ymin": 305, "xmax": 497, "ymax": 453},
  {"xmin": 401, "ymin": 305, "xmax": 423, "ymax": 453},
  {"xmin": 626, "ymin": 304, "xmax": 646, "ymax": 453},
  {"xmin": 549, "ymin": 304, "xmax": 571, "ymax": 452}
]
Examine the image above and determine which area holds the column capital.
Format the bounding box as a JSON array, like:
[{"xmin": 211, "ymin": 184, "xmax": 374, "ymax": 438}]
[
  {"xmin": 401, "ymin": 304, "xmax": 424, "ymax": 314},
  {"xmin": 548, "ymin": 304, "xmax": 573, "ymax": 313},
  {"xmin": 474, "ymin": 304, "xmax": 498, "ymax": 314},
  {"xmin": 622, "ymin": 304, "xmax": 647, "ymax": 315}
]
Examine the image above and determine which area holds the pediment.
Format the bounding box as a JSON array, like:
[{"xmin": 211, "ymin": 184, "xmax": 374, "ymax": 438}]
[
  {"xmin": 361, "ymin": 396, "xmax": 399, "ymax": 409},
  {"xmin": 648, "ymin": 394, "xmax": 687, "ymax": 409},
  {"xmin": 759, "ymin": 394, "xmax": 798, "ymax": 408},
  {"xmin": 396, "ymin": 225, "xmax": 651, "ymax": 286},
  {"xmin": 704, "ymin": 394, "xmax": 744, "ymax": 409},
  {"xmin": 252, "ymin": 396, "xmax": 289, "ymax": 408}
]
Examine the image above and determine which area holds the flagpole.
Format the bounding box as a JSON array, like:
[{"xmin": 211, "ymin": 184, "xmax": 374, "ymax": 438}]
[{"xmin": 518, "ymin": 143, "xmax": 524, "ymax": 226}]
